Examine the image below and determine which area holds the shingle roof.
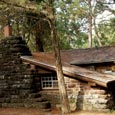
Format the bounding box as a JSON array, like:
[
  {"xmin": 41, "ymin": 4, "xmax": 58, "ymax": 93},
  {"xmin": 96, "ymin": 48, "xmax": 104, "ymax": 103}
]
[
  {"xmin": 21, "ymin": 46, "xmax": 115, "ymax": 88},
  {"xmin": 32, "ymin": 46, "xmax": 115, "ymax": 65},
  {"xmin": 60, "ymin": 46, "xmax": 115, "ymax": 65}
]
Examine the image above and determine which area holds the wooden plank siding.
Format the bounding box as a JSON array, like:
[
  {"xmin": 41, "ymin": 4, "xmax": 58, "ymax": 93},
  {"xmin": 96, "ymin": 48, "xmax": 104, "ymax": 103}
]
[{"xmin": 21, "ymin": 56, "xmax": 115, "ymax": 88}]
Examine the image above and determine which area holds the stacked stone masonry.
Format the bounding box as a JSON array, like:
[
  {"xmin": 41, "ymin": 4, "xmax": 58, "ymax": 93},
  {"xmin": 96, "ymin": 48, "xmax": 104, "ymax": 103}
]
[
  {"xmin": 65, "ymin": 77, "xmax": 114, "ymax": 111},
  {"xmin": 0, "ymin": 36, "xmax": 50, "ymax": 110},
  {"xmin": 0, "ymin": 36, "xmax": 114, "ymax": 112},
  {"xmin": 41, "ymin": 76, "xmax": 115, "ymax": 112}
]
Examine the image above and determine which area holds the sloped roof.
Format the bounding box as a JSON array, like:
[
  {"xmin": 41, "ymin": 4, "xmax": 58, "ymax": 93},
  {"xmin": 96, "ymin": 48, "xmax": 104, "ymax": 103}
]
[
  {"xmin": 60, "ymin": 46, "xmax": 115, "ymax": 65},
  {"xmin": 29, "ymin": 46, "xmax": 115, "ymax": 65},
  {"xmin": 21, "ymin": 50, "xmax": 115, "ymax": 88}
]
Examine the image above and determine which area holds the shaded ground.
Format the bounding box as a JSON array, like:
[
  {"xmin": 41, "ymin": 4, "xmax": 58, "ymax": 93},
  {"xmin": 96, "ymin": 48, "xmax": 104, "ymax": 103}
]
[{"xmin": 0, "ymin": 108, "xmax": 115, "ymax": 115}]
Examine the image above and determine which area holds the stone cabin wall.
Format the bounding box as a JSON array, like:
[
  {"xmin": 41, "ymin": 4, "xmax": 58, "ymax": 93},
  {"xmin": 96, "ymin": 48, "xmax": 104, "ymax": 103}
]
[
  {"xmin": 1, "ymin": 36, "xmax": 114, "ymax": 111},
  {"xmin": 41, "ymin": 75, "xmax": 115, "ymax": 112}
]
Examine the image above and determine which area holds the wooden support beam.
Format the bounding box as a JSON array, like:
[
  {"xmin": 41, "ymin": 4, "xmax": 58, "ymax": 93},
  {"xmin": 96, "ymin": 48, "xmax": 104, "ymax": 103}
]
[{"xmin": 88, "ymin": 82, "xmax": 96, "ymax": 87}]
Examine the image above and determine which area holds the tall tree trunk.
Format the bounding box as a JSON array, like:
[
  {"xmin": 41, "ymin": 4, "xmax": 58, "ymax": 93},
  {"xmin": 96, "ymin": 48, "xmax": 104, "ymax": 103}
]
[
  {"xmin": 48, "ymin": 0, "xmax": 71, "ymax": 114},
  {"xmin": 93, "ymin": 16, "xmax": 102, "ymax": 47},
  {"xmin": 51, "ymin": 23, "xmax": 71, "ymax": 114},
  {"xmin": 88, "ymin": 15, "xmax": 92, "ymax": 48},
  {"xmin": 88, "ymin": 0, "xmax": 92, "ymax": 48},
  {"xmin": 35, "ymin": 33, "xmax": 44, "ymax": 52},
  {"xmin": 91, "ymin": 0, "xmax": 102, "ymax": 47},
  {"xmin": 35, "ymin": 19, "xmax": 44, "ymax": 52}
]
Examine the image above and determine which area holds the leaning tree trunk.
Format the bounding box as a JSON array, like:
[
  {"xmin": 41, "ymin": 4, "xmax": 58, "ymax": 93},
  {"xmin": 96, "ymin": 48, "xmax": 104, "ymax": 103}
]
[
  {"xmin": 48, "ymin": 0, "xmax": 71, "ymax": 114},
  {"xmin": 51, "ymin": 22, "xmax": 71, "ymax": 114}
]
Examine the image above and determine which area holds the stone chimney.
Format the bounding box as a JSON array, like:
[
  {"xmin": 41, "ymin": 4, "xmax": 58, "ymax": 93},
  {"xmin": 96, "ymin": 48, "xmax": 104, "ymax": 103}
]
[{"xmin": 3, "ymin": 24, "xmax": 12, "ymax": 37}]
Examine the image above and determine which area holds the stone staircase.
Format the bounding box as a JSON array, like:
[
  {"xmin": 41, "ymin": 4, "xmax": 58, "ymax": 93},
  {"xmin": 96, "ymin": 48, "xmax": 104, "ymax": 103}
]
[
  {"xmin": 0, "ymin": 92, "xmax": 51, "ymax": 111},
  {"xmin": 24, "ymin": 92, "xmax": 51, "ymax": 110}
]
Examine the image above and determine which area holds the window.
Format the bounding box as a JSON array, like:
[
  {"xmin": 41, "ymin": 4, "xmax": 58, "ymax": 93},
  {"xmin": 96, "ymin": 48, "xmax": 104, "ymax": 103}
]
[{"xmin": 41, "ymin": 74, "xmax": 58, "ymax": 89}]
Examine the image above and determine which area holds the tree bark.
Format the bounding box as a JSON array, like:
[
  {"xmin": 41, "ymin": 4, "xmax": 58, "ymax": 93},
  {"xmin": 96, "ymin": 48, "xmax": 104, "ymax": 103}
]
[
  {"xmin": 35, "ymin": 33, "xmax": 44, "ymax": 52},
  {"xmin": 88, "ymin": 0, "xmax": 92, "ymax": 48},
  {"xmin": 51, "ymin": 23, "xmax": 71, "ymax": 114},
  {"xmin": 88, "ymin": 15, "xmax": 92, "ymax": 48},
  {"xmin": 93, "ymin": 17, "xmax": 102, "ymax": 46},
  {"xmin": 48, "ymin": 0, "xmax": 71, "ymax": 114}
]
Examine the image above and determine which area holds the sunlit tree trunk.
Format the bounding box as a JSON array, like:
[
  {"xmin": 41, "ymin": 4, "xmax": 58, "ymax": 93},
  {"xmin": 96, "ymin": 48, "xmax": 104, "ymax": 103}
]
[
  {"xmin": 48, "ymin": 0, "xmax": 71, "ymax": 114},
  {"xmin": 88, "ymin": 0, "xmax": 92, "ymax": 48},
  {"xmin": 93, "ymin": 16, "xmax": 102, "ymax": 46},
  {"xmin": 88, "ymin": 15, "xmax": 92, "ymax": 48}
]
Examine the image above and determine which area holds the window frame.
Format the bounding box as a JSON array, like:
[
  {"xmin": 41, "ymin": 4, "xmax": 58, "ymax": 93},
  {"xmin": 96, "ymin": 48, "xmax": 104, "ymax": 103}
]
[{"xmin": 41, "ymin": 74, "xmax": 58, "ymax": 89}]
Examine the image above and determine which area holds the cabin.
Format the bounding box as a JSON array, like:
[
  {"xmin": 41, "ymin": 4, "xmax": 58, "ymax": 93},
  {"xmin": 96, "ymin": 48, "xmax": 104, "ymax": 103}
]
[
  {"xmin": 0, "ymin": 34, "xmax": 115, "ymax": 111},
  {"xmin": 1, "ymin": 9, "xmax": 115, "ymax": 112},
  {"xmin": 21, "ymin": 46, "xmax": 115, "ymax": 111}
]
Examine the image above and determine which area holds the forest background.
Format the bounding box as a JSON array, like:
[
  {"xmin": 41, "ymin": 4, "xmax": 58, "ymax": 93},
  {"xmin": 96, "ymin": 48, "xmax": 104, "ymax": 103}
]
[{"xmin": 0, "ymin": 0, "xmax": 115, "ymax": 52}]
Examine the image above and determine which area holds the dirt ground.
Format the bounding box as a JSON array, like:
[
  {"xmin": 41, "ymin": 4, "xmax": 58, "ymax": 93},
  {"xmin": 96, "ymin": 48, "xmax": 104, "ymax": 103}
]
[{"xmin": 0, "ymin": 108, "xmax": 115, "ymax": 115}]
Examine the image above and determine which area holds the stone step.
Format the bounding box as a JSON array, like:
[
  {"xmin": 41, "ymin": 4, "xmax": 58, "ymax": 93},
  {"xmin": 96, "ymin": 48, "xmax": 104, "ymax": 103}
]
[
  {"xmin": 0, "ymin": 101, "xmax": 51, "ymax": 109},
  {"xmin": 1, "ymin": 103, "xmax": 24, "ymax": 108},
  {"xmin": 31, "ymin": 101, "xmax": 51, "ymax": 109},
  {"xmin": 28, "ymin": 93, "xmax": 41, "ymax": 98},
  {"xmin": 41, "ymin": 108, "xmax": 51, "ymax": 112},
  {"xmin": 33, "ymin": 97, "xmax": 47, "ymax": 102},
  {"xmin": 23, "ymin": 101, "xmax": 51, "ymax": 109},
  {"xmin": 26, "ymin": 97, "xmax": 46, "ymax": 103}
]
